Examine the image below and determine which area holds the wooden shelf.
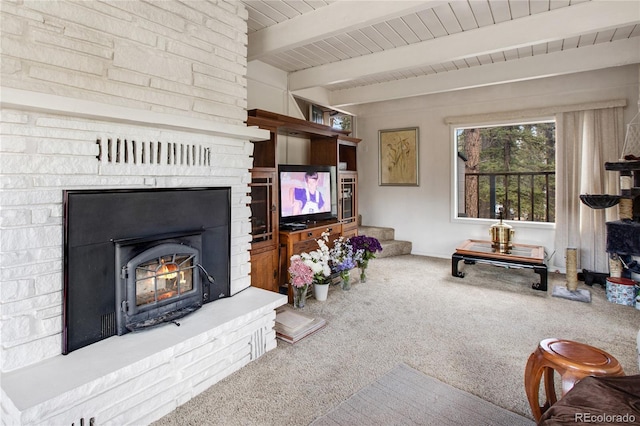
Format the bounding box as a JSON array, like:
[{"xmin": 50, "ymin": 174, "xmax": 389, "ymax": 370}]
[
  {"xmin": 248, "ymin": 169, "xmax": 279, "ymax": 292},
  {"xmin": 248, "ymin": 109, "xmax": 353, "ymax": 139},
  {"xmin": 246, "ymin": 109, "xmax": 361, "ymax": 297}
]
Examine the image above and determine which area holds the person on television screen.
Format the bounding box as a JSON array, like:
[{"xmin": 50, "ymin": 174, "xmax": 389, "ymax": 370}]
[{"xmin": 291, "ymin": 171, "xmax": 325, "ymax": 215}]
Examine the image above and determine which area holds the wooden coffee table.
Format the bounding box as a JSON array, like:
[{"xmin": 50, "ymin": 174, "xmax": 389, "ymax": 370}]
[{"xmin": 452, "ymin": 239, "xmax": 547, "ymax": 291}]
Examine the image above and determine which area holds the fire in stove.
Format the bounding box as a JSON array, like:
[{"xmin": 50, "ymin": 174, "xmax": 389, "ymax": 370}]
[
  {"xmin": 115, "ymin": 235, "xmax": 209, "ymax": 335},
  {"xmin": 135, "ymin": 254, "xmax": 195, "ymax": 306}
]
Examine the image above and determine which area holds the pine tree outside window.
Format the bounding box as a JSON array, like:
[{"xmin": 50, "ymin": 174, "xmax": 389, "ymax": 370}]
[{"xmin": 454, "ymin": 119, "xmax": 556, "ymax": 223}]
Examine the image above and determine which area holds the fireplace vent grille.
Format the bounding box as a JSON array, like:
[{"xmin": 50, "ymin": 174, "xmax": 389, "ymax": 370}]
[
  {"xmin": 96, "ymin": 138, "xmax": 211, "ymax": 166},
  {"xmin": 101, "ymin": 312, "xmax": 117, "ymax": 339}
]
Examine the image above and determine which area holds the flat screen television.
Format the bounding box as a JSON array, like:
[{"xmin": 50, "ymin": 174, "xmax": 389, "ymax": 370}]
[{"xmin": 278, "ymin": 164, "xmax": 338, "ymax": 227}]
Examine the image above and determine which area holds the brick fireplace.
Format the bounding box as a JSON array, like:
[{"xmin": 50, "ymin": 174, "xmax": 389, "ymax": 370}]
[
  {"xmin": 0, "ymin": 90, "xmax": 286, "ymax": 425},
  {"xmin": 1, "ymin": 2, "xmax": 290, "ymax": 424}
]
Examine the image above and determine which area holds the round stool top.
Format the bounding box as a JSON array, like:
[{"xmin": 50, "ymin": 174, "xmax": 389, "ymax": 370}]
[{"xmin": 539, "ymin": 338, "xmax": 622, "ymax": 374}]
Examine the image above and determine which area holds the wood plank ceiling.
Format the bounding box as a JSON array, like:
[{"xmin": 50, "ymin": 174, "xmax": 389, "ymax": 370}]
[{"xmin": 241, "ymin": 0, "xmax": 640, "ymax": 108}]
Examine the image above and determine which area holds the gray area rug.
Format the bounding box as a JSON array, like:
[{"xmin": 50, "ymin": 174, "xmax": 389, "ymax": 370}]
[{"xmin": 311, "ymin": 363, "xmax": 534, "ymax": 426}]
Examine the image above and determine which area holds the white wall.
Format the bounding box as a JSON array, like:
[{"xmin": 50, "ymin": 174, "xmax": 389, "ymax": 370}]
[
  {"xmin": 247, "ymin": 60, "xmax": 312, "ymax": 165},
  {"xmin": 247, "ymin": 61, "xmax": 289, "ymax": 114},
  {"xmin": 352, "ymin": 65, "xmax": 640, "ymax": 268}
]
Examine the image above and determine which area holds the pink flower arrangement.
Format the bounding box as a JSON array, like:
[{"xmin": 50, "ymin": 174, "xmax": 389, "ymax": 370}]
[{"xmin": 288, "ymin": 255, "xmax": 314, "ymax": 288}]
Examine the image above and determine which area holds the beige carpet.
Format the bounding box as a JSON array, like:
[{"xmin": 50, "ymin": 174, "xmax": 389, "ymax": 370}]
[
  {"xmin": 153, "ymin": 255, "xmax": 640, "ymax": 426},
  {"xmin": 310, "ymin": 363, "xmax": 534, "ymax": 425}
]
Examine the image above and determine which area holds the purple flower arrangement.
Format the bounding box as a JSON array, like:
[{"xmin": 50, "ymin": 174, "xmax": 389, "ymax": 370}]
[
  {"xmin": 329, "ymin": 236, "xmax": 357, "ymax": 274},
  {"xmin": 349, "ymin": 235, "xmax": 382, "ymax": 283},
  {"xmin": 349, "ymin": 235, "xmax": 383, "ymax": 265}
]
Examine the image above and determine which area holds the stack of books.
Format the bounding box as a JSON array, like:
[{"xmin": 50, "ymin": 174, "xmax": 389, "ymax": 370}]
[{"xmin": 274, "ymin": 306, "xmax": 326, "ymax": 344}]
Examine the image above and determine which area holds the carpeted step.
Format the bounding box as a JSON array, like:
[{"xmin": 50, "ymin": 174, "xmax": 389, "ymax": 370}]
[
  {"xmin": 358, "ymin": 225, "xmax": 412, "ymax": 258},
  {"xmin": 377, "ymin": 239, "xmax": 412, "ymax": 258},
  {"xmin": 358, "ymin": 225, "xmax": 395, "ymax": 241}
]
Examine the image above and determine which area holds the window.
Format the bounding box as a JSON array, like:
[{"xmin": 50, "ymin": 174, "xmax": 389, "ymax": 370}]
[{"xmin": 454, "ymin": 120, "xmax": 556, "ymax": 223}]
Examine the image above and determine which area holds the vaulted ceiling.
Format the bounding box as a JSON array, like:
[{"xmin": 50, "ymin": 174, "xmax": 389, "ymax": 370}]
[{"xmin": 241, "ymin": 0, "xmax": 640, "ymax": 109}]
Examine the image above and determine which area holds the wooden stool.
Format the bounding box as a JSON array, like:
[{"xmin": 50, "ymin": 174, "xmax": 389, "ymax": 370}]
[{"xmin": 524, "ymin": 338, "xmax": 624, "ymax": 421}]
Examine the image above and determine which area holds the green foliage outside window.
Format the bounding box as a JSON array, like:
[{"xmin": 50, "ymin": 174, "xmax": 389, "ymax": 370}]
[{"xmin": 456, "ymin": 121, "xmax": 556, "ymax": 222}]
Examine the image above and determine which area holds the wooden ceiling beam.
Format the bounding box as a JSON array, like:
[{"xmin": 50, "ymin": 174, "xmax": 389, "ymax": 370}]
[
  {"xmin": 328, "ymin": 37, "xmax": 640, "ymax": 107},
  {"xmin": 288, "ymin": 0, "xmax": 640, "ymax": 91},
  {"xmin": 247, "ymin": 0, "xmax": 448, "ymax": 61}
]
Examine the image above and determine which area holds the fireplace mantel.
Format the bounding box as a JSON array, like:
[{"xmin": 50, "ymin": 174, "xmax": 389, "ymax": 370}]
[{"xmin": 0, "ymin": 88, "xmax": 270, "ymax": 142}]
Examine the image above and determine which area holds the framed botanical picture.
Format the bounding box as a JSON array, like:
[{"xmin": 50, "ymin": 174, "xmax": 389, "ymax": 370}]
[{"xmin": 379, "ymin": 127, "xmax": 419, "ymax": 186}]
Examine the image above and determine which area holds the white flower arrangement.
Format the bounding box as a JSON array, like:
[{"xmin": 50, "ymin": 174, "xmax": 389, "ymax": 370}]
[{"xmin": 299, "ymin": 231, "xmax": 332, "ymax": 281}]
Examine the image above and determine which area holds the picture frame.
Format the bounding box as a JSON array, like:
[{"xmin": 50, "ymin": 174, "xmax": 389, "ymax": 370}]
[
  {"xmin": 379, "ymin": 127, "xmax": 419, "ymax": 186},
  {"xmin": 310, "ymin": 105, "xmax": 324, "ymax": 125}
]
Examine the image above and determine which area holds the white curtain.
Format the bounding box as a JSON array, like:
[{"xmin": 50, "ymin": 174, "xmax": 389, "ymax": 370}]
[{"xmin": 555, "ymin": 107, "xmax": 624, "ymax": 272}]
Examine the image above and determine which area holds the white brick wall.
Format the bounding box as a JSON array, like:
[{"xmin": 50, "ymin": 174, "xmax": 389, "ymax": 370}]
[
  {"xmin": 0, "ymin": 2, "xmax": 286, "ymax": 424},
  {"xmin": 1, "ymin": 0, "xmax": 257, "ymax": 372},
  {"xmin": 0, "ymin": 107, "xmax": 256, "ymax": 370},
  {"xmin": 1, "ymin": 0, "xmax": 248, "ymax": 125}
]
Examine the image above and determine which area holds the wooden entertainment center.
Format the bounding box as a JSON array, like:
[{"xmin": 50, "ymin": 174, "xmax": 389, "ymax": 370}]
[
  {"xmin": 246, "ymin": 109, "xmax": 360, "ymax": 298},
  {"xmin": 280, "ymin": 220, "xmax": 343, "ymax": 264}
]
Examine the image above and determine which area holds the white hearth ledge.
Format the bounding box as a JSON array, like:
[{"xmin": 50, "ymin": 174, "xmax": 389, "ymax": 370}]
[
  {"xmin": 1, "ymin": 287, "xmax": 287, "ymax": 426},
  {"xmin": 0, "ymin": 88, "xmax": 270, "ymax": 141}
]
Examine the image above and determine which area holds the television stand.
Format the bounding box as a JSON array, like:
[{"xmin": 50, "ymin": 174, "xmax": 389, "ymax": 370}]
[
  {"xmin": 279, "ymin": 220, "xmax": 343, "ymax": 303},
  {"xmin": 280, "ymin": 222, "xmax": 308, "ymax": 231}
]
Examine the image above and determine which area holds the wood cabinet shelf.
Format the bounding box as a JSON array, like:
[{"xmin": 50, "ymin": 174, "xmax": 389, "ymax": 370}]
[
  {"xmin": 246, "ymin": 109, "xmax": 360, "ymax": 297},
  {"xmin": 279, "ymin": 220, "xmax": 343, "ymax": 303},
  {"xmin": 248, "ymin": 109, "xmax": 353, "ymax": 139},
  {"xmin": 248, "ymin": 168, "xmax": 279, "ymax": 292}
]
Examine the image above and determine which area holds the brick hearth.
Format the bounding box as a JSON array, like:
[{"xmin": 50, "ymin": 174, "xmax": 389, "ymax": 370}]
[{"xmin": 2, "ymin": 289, "xmax": 286, "ymax": 425}]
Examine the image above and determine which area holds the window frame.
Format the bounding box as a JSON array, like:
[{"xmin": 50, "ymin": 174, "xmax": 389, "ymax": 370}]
[{"xmin": 450, "ymin": 116, "xmax": 557, "ymax": 229}]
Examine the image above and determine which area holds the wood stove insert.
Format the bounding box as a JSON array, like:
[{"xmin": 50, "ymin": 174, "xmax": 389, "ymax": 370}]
[
  {"xmin": 63, "ymin": 187, "xmax": 231, "ymax": 354},
  {"xmin": 114, "ymin": 233, "xmax": 207, "ymax": 334}
]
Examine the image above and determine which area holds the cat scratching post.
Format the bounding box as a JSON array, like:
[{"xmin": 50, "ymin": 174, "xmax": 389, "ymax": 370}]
[
  {"xmin": 566, "ymin": 248, "xmax": 578, "ymax": 291},
  {"xmin": 552, "ymin": 247, "xmax": 591, "ymax": 302}
]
